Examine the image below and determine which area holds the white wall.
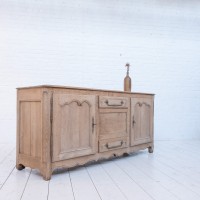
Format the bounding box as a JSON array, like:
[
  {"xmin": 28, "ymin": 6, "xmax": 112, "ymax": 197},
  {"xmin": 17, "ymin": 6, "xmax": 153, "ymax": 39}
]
[{"xmin": 0, "ymin": 0, "xmax": 200, "ymax": 143}]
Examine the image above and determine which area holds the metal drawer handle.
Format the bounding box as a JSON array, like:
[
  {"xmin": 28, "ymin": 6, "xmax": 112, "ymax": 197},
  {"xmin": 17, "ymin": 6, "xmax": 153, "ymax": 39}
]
[
  {"xmin": 106, "ymin": 141, "xmax": 123, "ymax": 149},
  {"xmin": 105, "ymin": 100, "xmax": 124, "ymax": 106}
]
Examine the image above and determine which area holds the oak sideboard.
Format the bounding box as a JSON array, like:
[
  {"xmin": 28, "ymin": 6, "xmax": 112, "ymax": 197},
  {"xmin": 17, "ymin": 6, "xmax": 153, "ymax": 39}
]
[{"xmin": 16, "ymin": 85, "xmax": 154, "ymax": 180}]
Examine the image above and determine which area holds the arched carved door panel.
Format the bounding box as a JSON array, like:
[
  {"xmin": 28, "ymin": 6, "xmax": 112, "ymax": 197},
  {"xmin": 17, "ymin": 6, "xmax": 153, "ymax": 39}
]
[
  {"xmin": 131, "ymin": 98, "xmax": 153, "ymax": 146},
  {"xmin": 52, "ymin": 93, "xmax": 96, "ymax": 161}
]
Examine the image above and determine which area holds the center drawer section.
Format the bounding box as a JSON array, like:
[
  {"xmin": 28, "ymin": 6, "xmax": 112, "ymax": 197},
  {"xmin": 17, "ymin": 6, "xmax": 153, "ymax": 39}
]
[{"xmin": 99, "ymin": 96, "xmax": 130, "ymax": 149}]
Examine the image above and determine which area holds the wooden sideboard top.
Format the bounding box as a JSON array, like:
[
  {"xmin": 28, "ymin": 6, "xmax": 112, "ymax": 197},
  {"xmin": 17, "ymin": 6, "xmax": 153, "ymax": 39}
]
[{"xmin": 17, "ymin": 85, "xmax": 155, "ymax": 96}]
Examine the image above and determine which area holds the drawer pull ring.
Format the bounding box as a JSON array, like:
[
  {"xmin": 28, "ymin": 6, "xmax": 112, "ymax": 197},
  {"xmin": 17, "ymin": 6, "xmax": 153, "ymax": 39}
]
[
  {"xmin": 105, "ymin": 100, "xmax": 124, "ymax": 106},
  {"xmin": 106, "ymin": 141, "xmax": 123, "ymax": 149}
]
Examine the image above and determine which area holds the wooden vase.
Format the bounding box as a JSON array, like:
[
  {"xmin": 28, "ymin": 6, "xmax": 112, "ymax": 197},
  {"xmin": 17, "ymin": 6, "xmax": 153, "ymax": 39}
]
[{"xmin": 124, "ymin": 75, "xmax": 131, "ymax": 92}]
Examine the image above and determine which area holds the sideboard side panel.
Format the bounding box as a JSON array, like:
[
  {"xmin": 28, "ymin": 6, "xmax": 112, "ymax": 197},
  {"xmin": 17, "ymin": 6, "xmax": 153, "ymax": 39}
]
[
  {"xmin": 17, "ymin": 88, "xmax": 44, "ymax": 170},
  {"xmin": 19, "ymin": 101, "xmax": 42, "ymax": 158}
]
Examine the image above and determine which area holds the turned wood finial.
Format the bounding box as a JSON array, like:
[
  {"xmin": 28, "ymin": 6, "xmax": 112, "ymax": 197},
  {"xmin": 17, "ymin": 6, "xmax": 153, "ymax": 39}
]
[{"xmin": 125, "ymin": 63, "xmax": 130, "ymax": 76}]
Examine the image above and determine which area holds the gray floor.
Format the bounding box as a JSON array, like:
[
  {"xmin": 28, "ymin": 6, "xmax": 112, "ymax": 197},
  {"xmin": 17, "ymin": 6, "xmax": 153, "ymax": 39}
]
[{"xmin": 0, "ymin": 140, "xmax": 200, "ymax": 200}]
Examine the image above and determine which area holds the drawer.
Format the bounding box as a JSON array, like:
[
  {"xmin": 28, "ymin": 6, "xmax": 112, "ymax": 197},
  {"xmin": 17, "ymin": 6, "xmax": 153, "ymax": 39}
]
[
  {"xmin": 99, "ymin": 137, "xmax": 128, "ymax": 152},
  {"xmin": 99, "ymin": 96, "xmax": 129, "ymax": 108}
]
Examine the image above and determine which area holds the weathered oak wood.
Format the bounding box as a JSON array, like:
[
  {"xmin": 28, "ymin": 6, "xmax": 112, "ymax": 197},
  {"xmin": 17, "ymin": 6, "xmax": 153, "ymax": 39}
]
[{"xmin": 16, "ymin": 85, "xmax": 154, "ymax": 180}]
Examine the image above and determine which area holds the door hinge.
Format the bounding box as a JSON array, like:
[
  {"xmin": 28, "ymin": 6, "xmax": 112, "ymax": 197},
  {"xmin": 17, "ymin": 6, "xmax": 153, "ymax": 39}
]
[
  {"xmin": 92, "ymin": 117, "xmax": 96, "ymax": 133},
  {"xmin": 132, "ymin": 115, "xmax": 136, "ymax": 127}
]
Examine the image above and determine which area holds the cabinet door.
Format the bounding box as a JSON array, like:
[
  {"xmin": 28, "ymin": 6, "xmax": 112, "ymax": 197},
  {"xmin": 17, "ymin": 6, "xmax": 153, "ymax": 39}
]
[
  {"xmin": 52, "ymin": 93, "xmax": 97, "ymax": 161},
  {"xmin": 131, "ymin": 98, "xmax": 153, "ymax": 146}
]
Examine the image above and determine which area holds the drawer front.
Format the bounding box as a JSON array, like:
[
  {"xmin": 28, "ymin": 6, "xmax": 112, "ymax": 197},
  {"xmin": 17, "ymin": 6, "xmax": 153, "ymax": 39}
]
[
  {"xmin": 99, "ymin": 137, "xmax": 128, "ymax": 152},
  {"xmin": 99, "ymin": 96, "xmax": 129, "ymax": 108}
]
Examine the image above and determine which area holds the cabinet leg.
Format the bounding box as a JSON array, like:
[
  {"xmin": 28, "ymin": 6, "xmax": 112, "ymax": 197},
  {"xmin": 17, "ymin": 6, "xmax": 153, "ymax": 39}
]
[
  {"xmin": 16, "ymin": 164, "xmax": 25, "ymax": 170},
  {"xmin": 148, "ymin": 146, "xmax": 154, "ymax": 153},
  {"xmin": 41, "ymin": 170, "xmax": 52, "ymax": 181}
]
